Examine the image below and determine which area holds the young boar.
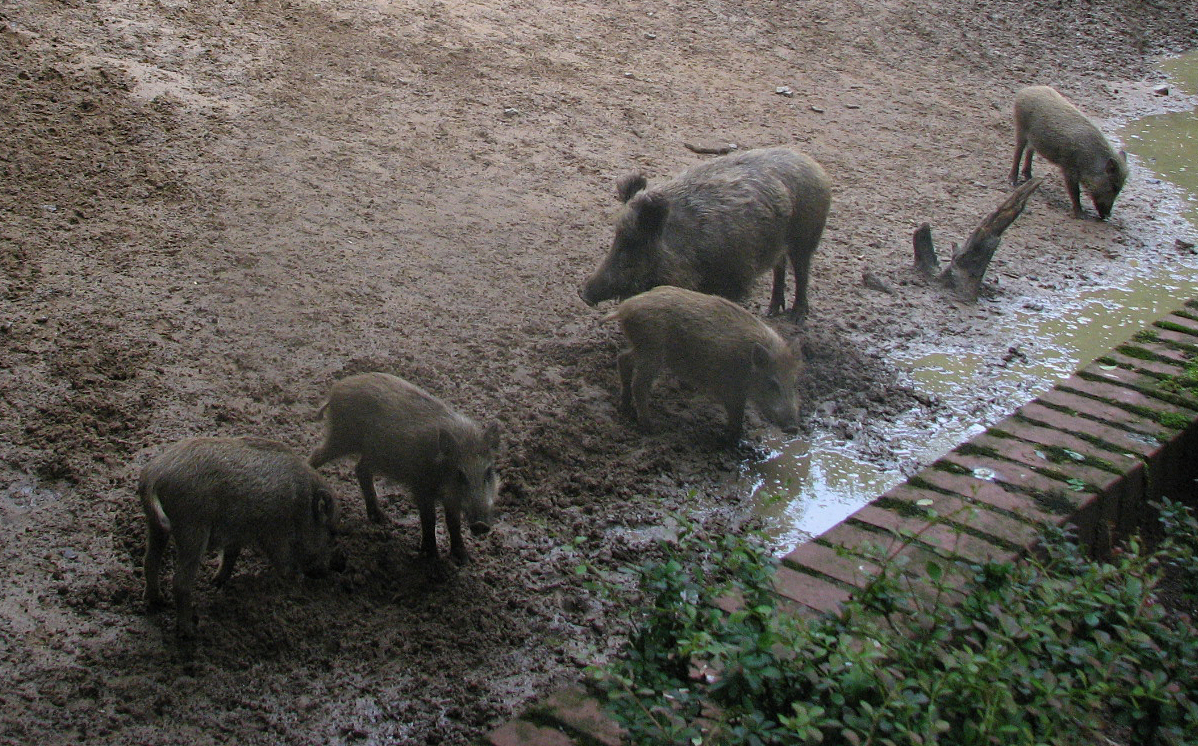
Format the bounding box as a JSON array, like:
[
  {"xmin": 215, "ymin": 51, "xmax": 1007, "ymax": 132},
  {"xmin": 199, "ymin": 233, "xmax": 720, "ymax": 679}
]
[
  {"xmin": 309, "ymin": 372, "xmax": 500, "ymax": 563},
  {"xmin": 139, "ymin": 436, "xmax": 340, "ymax": 638},
  {"xmin": 606, "ymin": 286, "xmax": 801, "ymax": 443},
  {"xmin": 579, "ymin": 147, "xmax": 831, "ymax": 320},
  {"xmin": 1010, "ymin": 85, "xmax": 1128, "ymax": 219}
]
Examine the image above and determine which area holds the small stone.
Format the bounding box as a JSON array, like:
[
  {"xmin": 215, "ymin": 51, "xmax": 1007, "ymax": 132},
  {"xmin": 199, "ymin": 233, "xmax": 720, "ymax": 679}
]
[
  {"xmin": 1175, "ymin": 238, "xmax": 1195, "ymax": 252},
  {"xmin": 623, "ymin": 71, "xmax": 634, "ymax": 78},
  {"xmin": 1153, "ymin": 85, "xmax": 1169, "ymax": 96},
  {"xmin": 845, "ymin": 103, "xmax": 860, "ymax": 109},
  {"xmin": 62, "ymin": 548, "xmax": 78, "ymax": 560},
  {"xmin": 810, "ymin": 105, "xmax": 825, "ymax": 113},
  {"xmin": 774, "ymin": 86, "xmax": 794, "ymax": 97},
  {"xmin": 862, "ymin": 271, "xmax": 893, "ymax": 294},
  {"xmin": 644, "ymin": 31, "xmax": 656, "ymax": 39},
  {"xmin": 501, "ymin": 107, "xmax": 520, "ymax": 118},
  {"xmin": 684, "ymin": 140, "xmax": 738, "ymax": 155}
]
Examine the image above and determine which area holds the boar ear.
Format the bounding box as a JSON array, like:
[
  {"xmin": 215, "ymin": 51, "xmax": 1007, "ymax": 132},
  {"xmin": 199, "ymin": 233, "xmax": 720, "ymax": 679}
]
[
  {"xmin": 615, "ymin": 173, "xmax": 648, "ymax": 203},
  {"xmin": 750, "ymin": 342, "xmax": 772, "ymax": 369},
  {"xmin": 1106, "ymin": 155, "xmax": 1124, "ymax": 179},
  {"xmin": 482, "ymin": 422, "xmax": 502, "ymax": 453},
  {"xmin": 311, "ymin": 486, "xmax": 337, "ymax": 524},
  {"xmin": 631, "ymin": 192, "xmax": 669, "ymax": 236},
  {"xmin": 435, "ymin": 428, "xmax": 459, "ymax": 465}
]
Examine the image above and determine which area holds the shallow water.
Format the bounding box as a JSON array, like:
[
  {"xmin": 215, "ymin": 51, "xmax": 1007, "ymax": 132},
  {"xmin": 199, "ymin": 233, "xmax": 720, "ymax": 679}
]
[{"xmin": 752, "ymin": 51, "xmax": 1198, "ymax": 552}]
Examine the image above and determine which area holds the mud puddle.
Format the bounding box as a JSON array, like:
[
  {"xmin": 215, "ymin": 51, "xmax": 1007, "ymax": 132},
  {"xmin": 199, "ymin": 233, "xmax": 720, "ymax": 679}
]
[{"xmin": 753, "ymin": 53, "xmax": 1198, "ymax": 553}]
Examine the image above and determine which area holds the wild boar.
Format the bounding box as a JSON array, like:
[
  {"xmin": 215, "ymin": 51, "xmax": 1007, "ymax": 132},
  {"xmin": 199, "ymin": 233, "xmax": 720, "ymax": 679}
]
[
  {"xmin": 579, "ymin": 147, "xmax": 831, "ymax": 320},
  {"xmin": 1010, "ymin": 85, "xmax": 1128, "ymax": 219},
  {"xmin": 605, "ymin": 285, "xmax": 801, "ymax": 443},
  {"xmin": 309, "ymin": 372, "xmax": 500, "ymax": 563},
  {"xmin": 139, "ymin": 436, "xmax": 340, "ymax": 638}
]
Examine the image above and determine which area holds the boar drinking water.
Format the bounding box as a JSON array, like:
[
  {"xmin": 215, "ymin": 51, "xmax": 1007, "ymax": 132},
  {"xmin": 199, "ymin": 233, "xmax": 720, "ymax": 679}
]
[
  {"xmin": 309, "ymin": 372, "xmax": 500, "ymax": 563},
  {"xmin": 139, "ymin": 436, "xmax": 340, "ymax": 638},
  {"xmin": 605, "ymin": 286, "xmax": 801, "ymax": 443},
  {"xmin": 579, "ymin": 147, "xmax": 831, "ymax": 320},
  {"xmin": 1010, "ymin": 85, "xmax": 1128, "ymax": 219}
]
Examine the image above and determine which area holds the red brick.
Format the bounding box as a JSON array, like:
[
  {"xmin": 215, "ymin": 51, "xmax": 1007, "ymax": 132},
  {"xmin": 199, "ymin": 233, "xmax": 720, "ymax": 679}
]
[
  {"xmin": 1153, "ymin": 328, "xmax": 1198, "ymax": 351},
  {"xmin": 817, "ymin": 519, "xmax": 980, "ymax": 593},
  {"xmin": 816, "ymin": 521, "xmax": 897, "ymax": 555},
  {"xmin": 1060, "ymin": 374, "xmax": 1196, "ymax": 423},
  {"xmin": 538, "ymin": 688, "xmax": 624, "ymax": 746},
  {"xmin": 997, "ymin": 409, "xmax": 1155, "ymax": 531},
  {"xmin": 772, "ymin": 565, "xmax": 851, "ymax": 615},
  {"xmin": 881, "ymin": 484, "xmax": 1044, "ymax": 550},
  {"xmin": 782, "ymin": 539, "xmax": 880, "ymax": 589},
  {"xmin": 1159, "ymin": 312, "xmax": 1198, "ymax": 336},
  {"xmin": 1036, "ymin": 388, "xmax": 1169, "ymax": 438},
  {"xmin": 1081, "ymin": 362, "xmax": 1184, "ymax": 395},
  {"xmin": 991, "ymin": 421, "xmax": 1140, "ymax": 471},
  {"xmin": 849, "ymin": 504, "xmax": 1017, "ymax": 562},
  {"xmin": 939, "ymin": 452, "xmax": 1110, "ymax": 547},
  {"xmin": 1104, "ymin": 351, "xmax": 1189, "ymax": 378},
  {"xmin": 1016, "ymin": 402, "xmax": 1166, "ymax": 461},
  {"xmin": 487, "ymin": 720, "xmax": 577, "ymax": 746},
  {"xmin": 914, "ymin": 468, "xmax": 1062, "ymax": 526}
]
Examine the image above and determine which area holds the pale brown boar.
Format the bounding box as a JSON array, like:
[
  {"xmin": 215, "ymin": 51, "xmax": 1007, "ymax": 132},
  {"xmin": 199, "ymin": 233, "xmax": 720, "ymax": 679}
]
[
  {"xmin": 1010, "ymin": 85, "xmax": 1128, "ymax": 219},
  {"xmin": 139, "ymin": 436, "xmax": 340, "ymax": 638},
  {"xmin": 579, "ymin": 147, "xmax": 831, "ymax": 320},
  {"xmin": 605, "ymin": 286, "xmax": 801, "ymax": 443},
  {"xmin": 309, "ymin": 372, "xmax": 500, "ymax": 563}
]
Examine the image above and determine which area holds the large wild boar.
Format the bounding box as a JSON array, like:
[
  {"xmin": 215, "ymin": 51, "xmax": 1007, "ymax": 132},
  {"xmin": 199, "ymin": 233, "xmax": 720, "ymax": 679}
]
[
  {"xmin": 139, "ymin": 436, "xmax": 340, "ymax": 638},
  {"xmin": 309, "ymin": 372, "xmax": 500, "ymax": 563},
  {"xmin": 605, "ymin": 286, "xmax": 801, "ymax": 443},
  {"xmin": 1010, "ymin": 85, "xmax": 1128, "ymax": 219},
  {"xmin": 579, "ymin": 147, "xmax": 831, "ymax": 320}
]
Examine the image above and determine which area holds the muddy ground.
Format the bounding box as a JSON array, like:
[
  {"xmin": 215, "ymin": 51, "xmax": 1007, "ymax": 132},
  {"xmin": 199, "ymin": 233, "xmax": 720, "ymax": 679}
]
[{"xmin": 2, "ymin": 0, "xmax": 1197, "ymax": 743}]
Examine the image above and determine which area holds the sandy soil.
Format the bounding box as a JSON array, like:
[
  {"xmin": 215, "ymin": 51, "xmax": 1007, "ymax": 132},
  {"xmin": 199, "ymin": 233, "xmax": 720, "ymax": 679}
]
[{"xmin": 2, "ymin": 0, "xmax": 1197, "ymax": 742}]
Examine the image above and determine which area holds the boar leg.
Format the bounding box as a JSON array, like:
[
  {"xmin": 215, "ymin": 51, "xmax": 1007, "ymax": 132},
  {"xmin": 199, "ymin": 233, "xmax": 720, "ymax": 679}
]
[
  {"xmin": 416, "ymin": 492, "xmax": 439, "ymax": 557},
  {"xmin": 1020, "ymin": 146, "xmax": 1035, "ymax": 182},
  {"xmin": 143, "ymin": 519, "xmax": 168, "ymax": 609},
  {"xmin": 629, "ymin": 357, "xmax": 662, "ymax": 428},
  {"xmin": 445, "ymin": 505, "xmax": 468, "ymax": 563},
  {"xmin": 719, "ymin": 391, "xmax": 748, "ymax": 444},
  {"xmin": 616, "ymin": 349, "xmax": 637, "ymax": 417},
  {"xmin": 768, "ymin": 262, "xmax": 787, "ymax": 316},
  {"xmin": 1063, "ymin": 173, "xmax": 1084, "ymax": 218},
  {"xmin": 172, "ymin": 526, "xmax": 210, "ymax": 638},
  {"xmin": 1010, "ymin": 137, "xmax": 1028, "ymax": 185},
  {"xmin": 789, "ymin": 249, "xmax": 814, "ymax": 321},
  {"xmin": 212, "ymin": 546, "xmax": 241, "ymax": 587},
  {"xmin": 355, "ymin": 461, "xmax": 387, "ymax": 523}
]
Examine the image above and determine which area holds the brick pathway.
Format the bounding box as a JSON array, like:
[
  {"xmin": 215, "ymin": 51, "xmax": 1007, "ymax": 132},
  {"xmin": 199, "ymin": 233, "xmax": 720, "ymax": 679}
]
[{"xmin": 484, "ymin": 300, "xmax": 1198, "ymax": 745}]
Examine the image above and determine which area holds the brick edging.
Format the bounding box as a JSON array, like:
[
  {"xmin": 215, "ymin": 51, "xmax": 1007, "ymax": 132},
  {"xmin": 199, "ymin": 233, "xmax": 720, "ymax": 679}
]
[{"xmin": 483, "ymin": 299, "xmax": 1198, "ymax": 745}]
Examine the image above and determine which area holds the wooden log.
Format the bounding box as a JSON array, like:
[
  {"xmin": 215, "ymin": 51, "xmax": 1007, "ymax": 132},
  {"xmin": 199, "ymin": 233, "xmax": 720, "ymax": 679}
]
[{"xmin": 911, "ymin": 177, "xmax": 1043, "ymax": 300}]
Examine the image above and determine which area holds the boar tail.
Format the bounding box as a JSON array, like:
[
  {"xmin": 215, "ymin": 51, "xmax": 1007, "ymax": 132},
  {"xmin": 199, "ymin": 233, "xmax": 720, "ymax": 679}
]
[
  {"xmin": 313, "ymin": 400, "xmax": 329, "ymax": 422},
  {"xmin": 143, "ymin": 487, "xmax": 172, "ymax": 533}
]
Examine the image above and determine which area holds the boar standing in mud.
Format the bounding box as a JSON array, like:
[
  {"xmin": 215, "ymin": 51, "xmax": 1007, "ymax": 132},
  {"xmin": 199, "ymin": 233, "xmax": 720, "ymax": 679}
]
[
  {"xmin": 309, "ymin": 372, "xmax": 500, "ymax": 563},
  {"xmin": 139, "ymin": 436, "xmax": 341, "ymax": 638},
  {"xmin": 606, "ymin": 286, "xmax": 801, "ymax": 443},
  {"xmin": 579, "ymin": 147, "xmax": 831, "ymax": 321},
  {"xmin": 1010, "ymin": 85, "xmax": 1128, "ymax": 219}
]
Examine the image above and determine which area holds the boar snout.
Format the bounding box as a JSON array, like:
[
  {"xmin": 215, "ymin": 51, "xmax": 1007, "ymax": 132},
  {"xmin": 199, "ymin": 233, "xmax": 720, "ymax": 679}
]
[{"xmin": 578, "ymin": 283, "xmax": 600, "ymax": 306}]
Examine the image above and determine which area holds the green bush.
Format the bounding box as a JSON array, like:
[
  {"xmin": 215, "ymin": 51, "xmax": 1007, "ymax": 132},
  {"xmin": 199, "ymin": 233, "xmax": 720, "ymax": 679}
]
[{"xmin": 592, "ymin": 502, "xmax": 1198, "ymax": 745}]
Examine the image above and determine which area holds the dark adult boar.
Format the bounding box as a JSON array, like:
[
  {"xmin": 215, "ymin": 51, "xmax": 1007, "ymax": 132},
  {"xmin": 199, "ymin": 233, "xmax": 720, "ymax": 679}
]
[
  {"xmin": 309, "ymin": 372, "xmax": 500, "ymax": 563},
  {"xmin": 139, "ymin": 436, "xmax": 340, "ymax": 638},
  {"xmin": 606, "ymin": 286, "xmax": 801, "ymax": 443},
  {"xmin": 579, "ymin": 147, "xmax": 831, "ymax": 320},
  {"xmin": 1010, "ymin": 85, "xmax": 1128, "ymax": 219}
]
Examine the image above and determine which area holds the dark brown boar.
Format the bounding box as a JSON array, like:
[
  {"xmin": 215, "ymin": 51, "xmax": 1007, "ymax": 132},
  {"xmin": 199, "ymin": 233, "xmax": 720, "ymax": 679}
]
[
  {"xmin": 605, "ymin": 285, "xmax": 801, "ymax": 443},
  {"xmin": 579, "ymin": 147, "xmax": 831, "ymax": 320},
  {"xmin": 309, "ymin": 372, "xmax": 500, "ymax": 563},
  {"xmin": 139, "ymin": 436, "xmax": 340, "ymax": 638},
  {"xmin": 1010, "ymin": 85, "xmax": 1128, "ymax": 219}
]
